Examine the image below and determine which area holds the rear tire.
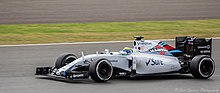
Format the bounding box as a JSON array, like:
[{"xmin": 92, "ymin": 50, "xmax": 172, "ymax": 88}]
[
  {"xmin": 55, "ymin": 53, "xmax": 77, "ymax": 69},
  {"xmin": 190, "ymin": 55, "xmax": 215, "ymax": 79},
  {"xmin": 89, "ymin": 58, "xmax": 113, "ymax": 82}
]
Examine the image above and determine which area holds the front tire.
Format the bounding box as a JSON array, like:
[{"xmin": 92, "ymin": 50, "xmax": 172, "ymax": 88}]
[
  {"xmin": 89, "ymin": 58, "xmax": 113, "ymax": 82},
  {"xmin": 190, "ymin": 55, "xmax": 215, "ymax": 79},
  {"xmin": 55, "ymin": 53, "xmax": 77, "ymax": 69}
]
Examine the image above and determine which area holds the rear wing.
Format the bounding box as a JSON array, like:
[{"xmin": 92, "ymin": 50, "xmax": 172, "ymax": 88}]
[
  {"xmin": 175, "ymin": 36, "xmax": 212, "ymax": 57},
  {"xmin": 193, "ymin": 38, "xmax": 212, "ymax": 56}
]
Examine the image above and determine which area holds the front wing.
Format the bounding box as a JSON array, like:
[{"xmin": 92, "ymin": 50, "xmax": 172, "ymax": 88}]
[{"xmin": 35, "ymin": 67, "xmax": 89, "ymax": 79}]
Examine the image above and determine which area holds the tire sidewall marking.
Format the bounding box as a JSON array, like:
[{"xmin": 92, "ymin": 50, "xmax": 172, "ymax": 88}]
[
  {"xmin": 198, "ymin": 57, "xmax": 215, "ymax": 78},
  {"xmin": 95, "ymin": 60, "xmax": 113, "ymax": 81}
]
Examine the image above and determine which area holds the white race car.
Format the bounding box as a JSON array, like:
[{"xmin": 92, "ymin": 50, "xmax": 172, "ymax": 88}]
[{"xmin": 36, "ymin": 36, "xmax": 215, "ymax": 82}]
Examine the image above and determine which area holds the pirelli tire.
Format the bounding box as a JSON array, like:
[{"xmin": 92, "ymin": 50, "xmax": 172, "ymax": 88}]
[
  {"xmin": 55, "ymin": 53, "xmax": 77, "ymax": 69},
  {"xmin": 89, "ymin": 58, "xmax": 113, "ymax": 82},
  {"xmin": 190, "ymin": 55, "xmax": 215, "ymax": 79}
]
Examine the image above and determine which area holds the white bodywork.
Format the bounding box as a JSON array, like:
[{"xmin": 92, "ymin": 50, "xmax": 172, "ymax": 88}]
[
  {"xmin": 133, "ymin": 40, "xmax": 160, "ymax": 52},
  {"xmin": 132, "ymin": 53, "xmax": 180, "ymax": 74},
  {"xmin": 56, "ymin": 39, "xmax": 181, "ymax": 75},
  {"xmin": 56, "ymin": 51, "xmax": 181, "ymax": 75}
]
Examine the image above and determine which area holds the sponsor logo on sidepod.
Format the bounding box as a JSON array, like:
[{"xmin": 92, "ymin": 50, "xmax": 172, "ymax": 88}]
[{"xmin": 146, "ymin": 58, "xmax": 163, "ymax": 66}]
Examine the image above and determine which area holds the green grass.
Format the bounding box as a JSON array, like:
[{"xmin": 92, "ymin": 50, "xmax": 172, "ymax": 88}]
[{"xmin": 0, "ymin": 19, "xmax": 220, "ymax": 45}]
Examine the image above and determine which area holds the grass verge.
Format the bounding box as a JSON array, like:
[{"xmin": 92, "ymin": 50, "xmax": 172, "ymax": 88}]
[{"xmin": 0, "ymin": 19, "xmax": 220, "ymax": 45}]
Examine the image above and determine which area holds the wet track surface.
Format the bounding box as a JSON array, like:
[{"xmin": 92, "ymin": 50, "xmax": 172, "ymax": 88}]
[
  {"xmin": 0, "ymin": 40, "xmax": 219, "ymax": 93},
  {"xmin": 0, "ymin": 0, "xmax": 220, "ymax": 24}
]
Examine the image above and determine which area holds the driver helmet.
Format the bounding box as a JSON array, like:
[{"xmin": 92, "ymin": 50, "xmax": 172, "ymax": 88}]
[{"xmin": 122, "ymin": 47, "xmax": 133, "ymax": 54}]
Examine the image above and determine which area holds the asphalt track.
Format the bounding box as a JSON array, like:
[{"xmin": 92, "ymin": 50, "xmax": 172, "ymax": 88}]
[
  {"xmin": 0, "ymin": 0, "xmax": 220, "ymax": 24},
  {"xmin": 0, "ymin": 40, "xmax": 219, "ymax": 93}
]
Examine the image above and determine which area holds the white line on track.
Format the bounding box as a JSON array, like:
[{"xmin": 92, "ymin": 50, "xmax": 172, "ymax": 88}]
[
  {"xmin": 0, "ymin": 37, "xmax": 220, "ymax": 47},
  {"xmin": 0, "ymin": 41, "xmax": 133, "ymax": 47}
]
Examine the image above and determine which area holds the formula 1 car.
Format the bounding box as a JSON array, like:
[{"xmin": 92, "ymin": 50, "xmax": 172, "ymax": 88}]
[{"xmin": 35, "ymin": 36, "xmax": 215, "ymax": 82}]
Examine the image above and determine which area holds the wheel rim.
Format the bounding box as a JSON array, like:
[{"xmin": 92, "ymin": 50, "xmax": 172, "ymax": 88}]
[
  {"xmin": 63, "ymin": 56, "xmax": 77, "ymax": 65},
  {"xmin": 199, "ymin": 58, "xmax": 214, "ymax": 77},
  {"xmin": 96, "ymin": 60, "xmax": 113, "ymax": 80}
]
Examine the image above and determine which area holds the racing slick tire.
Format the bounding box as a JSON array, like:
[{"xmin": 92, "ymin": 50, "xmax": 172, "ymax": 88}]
[
  {"xmin": 89, "ymin": 58, "xmax": 113, "ymax": 82},
  {"xmin": 190, "ymin": 55, "xmax": 215, "ymax": 79},
  {"xmin": 55, "ymin": 53, "xmax": 77, "ymax": 69}
]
